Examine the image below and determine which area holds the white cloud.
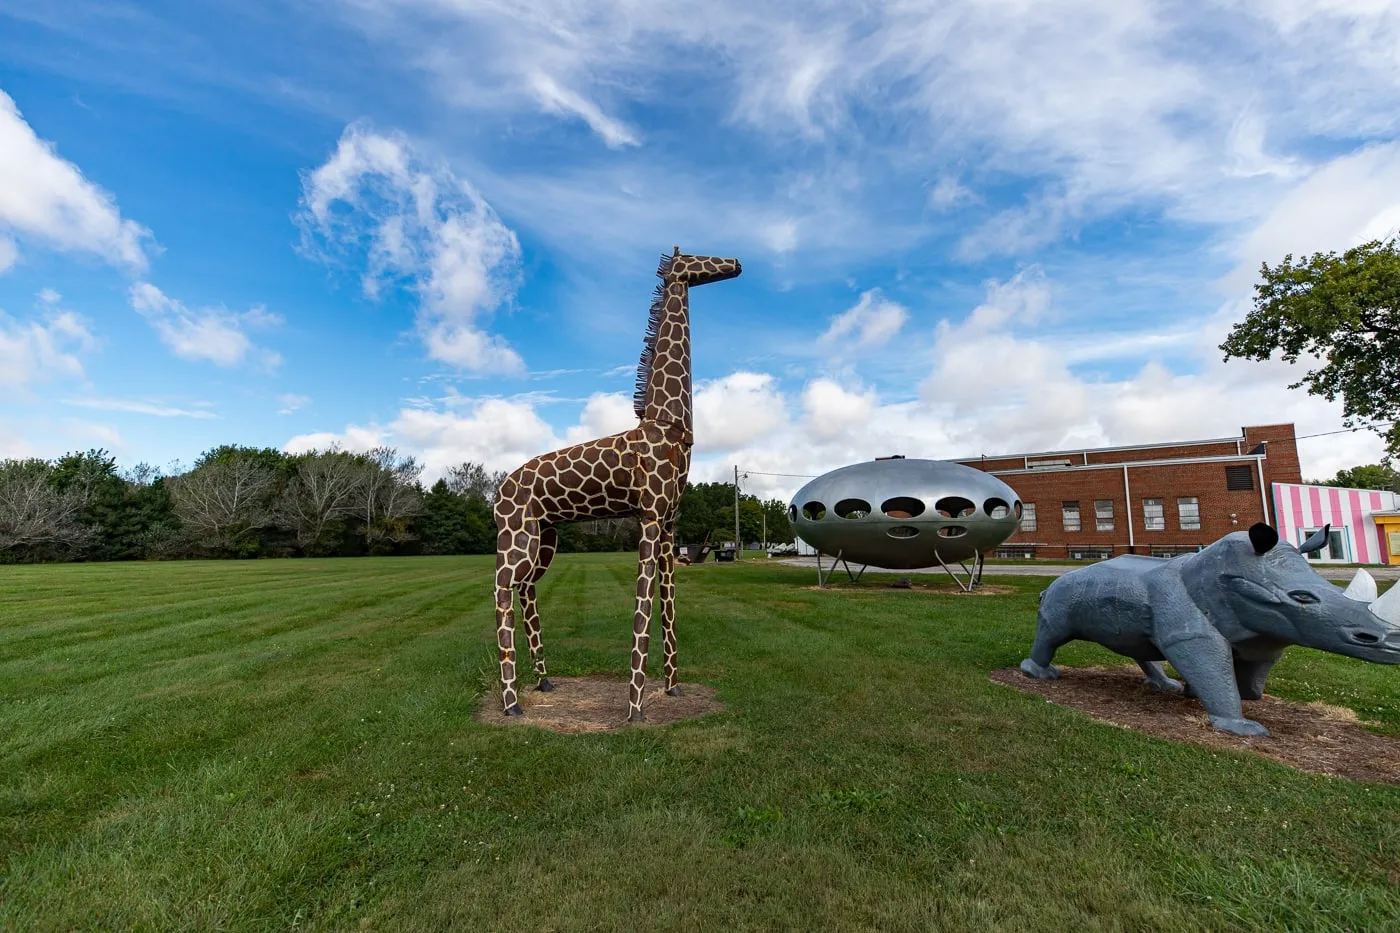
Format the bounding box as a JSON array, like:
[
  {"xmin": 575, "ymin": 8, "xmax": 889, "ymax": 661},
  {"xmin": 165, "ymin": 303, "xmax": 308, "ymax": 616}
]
[
  {"xmin": 692, "ymin": 372, "xmax": 788, "ymax": 452},
  {"xmin": 0, "ymin": 306, "xmax": 96, "ymax": 387},
  {"xmin": 63, "ymin": 397, "xmax": 218, "ymax": 419},
  {"xmin": 285, "ymin": 424, "xmax": 388, "ymax": 456},
  {"xmin": 1223, "ymin": 141, "xmax": 1400, "ymax": 292},
  {"xmin": 0, "ymin": 90, "xmax": 151, "ymax": 272},
  {"xmin": 529, "ymin": 72, "xmax": 639, "ymax": 148},
  {"xmin": 128, "ymin": 282, "xmax": 280, "ymax": 369},
  {"xmin": 818, "ymin": 289, "xmax": 909, "ymax": 355},
  {"xmin": 564, "ymin": 392, "xmax": 640, "ymax": 444},
  {"xmin": 329, "ymin": 1, "xmax": 1400, "ymax": 267},
  {"xmin": 928, "ymin": 176, "xmax": 976, "ymax": 212},
  {"xmin": 278, "ymin": 393, "xmax": 311, "ymax": 415},
  {"xmin": 298, "ymin": 123, "xmax": 525, "ymax": 374}
]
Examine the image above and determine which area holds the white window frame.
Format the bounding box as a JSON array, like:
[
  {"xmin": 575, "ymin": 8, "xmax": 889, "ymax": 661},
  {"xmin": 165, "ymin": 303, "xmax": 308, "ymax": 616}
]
[
  {"xmin": 1143, "ymin": 498, "xmax": 1165, "ymax": 532},
  {"xmin": 1177, "ymin": 496, "xmax": 1201, "ymax": 531},
  {"xmin": 1094, "ymin": 499, "xmax": 1114, "ymax": 532},
  {"xmin": 1020, "ymin": 502, "xmax": 1037, "ymax": 533},
  {"xmin": 1062, "ymin": 501, "xmax": 1082, "ymax": 533}
]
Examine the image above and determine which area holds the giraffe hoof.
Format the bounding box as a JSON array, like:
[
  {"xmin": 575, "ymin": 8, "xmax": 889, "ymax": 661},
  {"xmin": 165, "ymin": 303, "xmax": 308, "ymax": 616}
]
[
  {"xmin": 503, "ymin": 704, "xmax": 524, "ymax": 717},
  {"xmin": 535, "ymin": 678, "xmax": 554, "ymax": 692},
  {"xmin": 627, "ymin": 711, "xmax": 646, "ymax": 724},
  {"xmin": 665, "ymin": 686, "xmax": 683, "ymax": 697}
]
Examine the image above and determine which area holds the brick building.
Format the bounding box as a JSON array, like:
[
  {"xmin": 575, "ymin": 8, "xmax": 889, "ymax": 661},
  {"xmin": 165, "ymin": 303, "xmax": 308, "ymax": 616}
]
[{"xmin": 955, "ymin": 424, "xmax": 1302, "ymax": 559}]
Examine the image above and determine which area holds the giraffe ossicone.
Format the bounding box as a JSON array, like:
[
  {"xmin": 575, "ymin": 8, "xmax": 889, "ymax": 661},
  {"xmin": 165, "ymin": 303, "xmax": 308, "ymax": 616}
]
[{"xmin": 492, "ymin": 249, "xmax": 742, "ymax": 722}]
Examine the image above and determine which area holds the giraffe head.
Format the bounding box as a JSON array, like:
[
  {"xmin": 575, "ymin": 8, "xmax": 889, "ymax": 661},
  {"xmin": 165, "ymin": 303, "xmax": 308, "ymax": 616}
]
[{"xmin": 665, "ymin": 247, "xmax": 742, "ymax": 287}]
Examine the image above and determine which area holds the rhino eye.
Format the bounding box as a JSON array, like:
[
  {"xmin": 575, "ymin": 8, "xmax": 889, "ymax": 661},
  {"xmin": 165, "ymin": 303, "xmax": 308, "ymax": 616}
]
[{"xmin": 1288, "ymin": 590, "xmax": 1320, "ymax": 604}]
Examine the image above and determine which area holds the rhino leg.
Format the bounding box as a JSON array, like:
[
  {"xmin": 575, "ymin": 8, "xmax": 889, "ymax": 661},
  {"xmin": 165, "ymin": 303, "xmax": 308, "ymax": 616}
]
[
  {"xmin": 1137, "ymin": 660, "xmax": 1183, "ymax": 694},
  {"xmin": 1159, "ymin": 633, "xmax": 1269, "ymax": 737},
  {"xmin": 1020, "ymin": 608, "xmax": 1070, "ymax": 680},
  {"xmin": 1233, "ymin": 657, "xmax": 1278, "ymax": 702}
]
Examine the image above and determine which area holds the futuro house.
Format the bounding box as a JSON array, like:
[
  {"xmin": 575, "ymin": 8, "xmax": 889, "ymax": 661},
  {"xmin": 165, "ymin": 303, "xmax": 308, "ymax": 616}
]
[{"xmin": 788, "ymin": 457, "xmax": 1022, "ymax": 584}]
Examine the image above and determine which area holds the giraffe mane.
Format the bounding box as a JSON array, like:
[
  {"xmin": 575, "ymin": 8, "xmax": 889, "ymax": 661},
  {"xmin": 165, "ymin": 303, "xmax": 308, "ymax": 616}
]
[{"xmin": 633, "ymin": 252, "xmax": 677, "ymax": 420}]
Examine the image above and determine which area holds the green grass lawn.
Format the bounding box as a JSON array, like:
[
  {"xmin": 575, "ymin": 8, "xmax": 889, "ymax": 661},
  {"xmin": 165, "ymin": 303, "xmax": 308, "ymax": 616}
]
[{"xmin": 2, "ymin": 556, "xmax": 1399, "ymax": 932}]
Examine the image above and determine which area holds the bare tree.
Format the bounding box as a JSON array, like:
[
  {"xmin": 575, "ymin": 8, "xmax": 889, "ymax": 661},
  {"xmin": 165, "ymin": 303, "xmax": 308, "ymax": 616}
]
[
  {"xmin": 278, "ymin": 448, "xmax": 360, "ymax": 554},
  {"xmin": 168, "ymin": 455, "xmax": 276, "ymax": 552},
  {"xmin": 357, "ymin": 447, "xmax": 425, "ymax": 549},
  {"xmin": 446, "ymin": 461, "xmax": 507, "ymax": 504},
  {"xmin": 0, "ymin": 459, "xmax": 91, "ymax": 552},
  {"xmin": 122, "ymin": 462, "xmax": 162, "ymax": 486}
]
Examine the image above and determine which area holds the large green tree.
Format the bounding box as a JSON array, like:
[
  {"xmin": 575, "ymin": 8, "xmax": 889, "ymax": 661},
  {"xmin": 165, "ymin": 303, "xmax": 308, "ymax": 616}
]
[
  {"xmin": 1315, "ymin": 463, "xmax": 1400, "ymax": 493},
  {"xmin": 1221, "ymin": 237, "xmax": 1400, "ymax": 460}
]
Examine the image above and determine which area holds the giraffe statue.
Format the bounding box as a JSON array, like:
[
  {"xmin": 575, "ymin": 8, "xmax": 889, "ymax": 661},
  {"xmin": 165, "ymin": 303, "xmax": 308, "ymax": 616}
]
[{"xmin": 493, "ymin": 248, "xmax": 742, "ymax": 722}]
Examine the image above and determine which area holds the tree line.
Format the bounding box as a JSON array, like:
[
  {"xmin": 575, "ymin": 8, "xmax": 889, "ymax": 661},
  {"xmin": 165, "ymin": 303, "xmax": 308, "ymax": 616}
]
[{"xmin": 0, "ymin": 448, "xmax": 793, "ymax": 563}]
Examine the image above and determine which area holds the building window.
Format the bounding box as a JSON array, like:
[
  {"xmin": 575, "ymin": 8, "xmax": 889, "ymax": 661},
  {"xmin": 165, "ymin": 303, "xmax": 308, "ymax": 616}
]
[
  {"xmin": 1143, "ymin": 498, "xmax": 1165, "ymax": 531},
  {"xmin": 1020, "ymin": 503, "xmax": 1037, "ymax": 533},
  {"xmin": 1301, "ymin": 528, "xmax": 1348, "ymax": 561},
  {"xmin": 1178, "ymin": 496, "xmax": 1201, "ymax": 530},
  {"xmin": 1224, "ymin": 465, "xmax": 1255, "ymax": 491},
  {"xmin": 1062, "ymin": 501, "xmax": 1081, "ymax": 533},
  {"xmin": 1094, "ymin": 499, "xmax": 1114, "ymax": 532}
]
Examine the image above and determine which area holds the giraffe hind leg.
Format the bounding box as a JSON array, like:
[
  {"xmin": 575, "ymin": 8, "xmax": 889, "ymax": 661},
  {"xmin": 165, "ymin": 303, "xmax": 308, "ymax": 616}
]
[
  {"xmin": 522, "ymin": 526, "xmax": 558, "ymax": 691},
  {"xmin": 659, "ymin": 527, "xmax": 681, "ymax": 696}
]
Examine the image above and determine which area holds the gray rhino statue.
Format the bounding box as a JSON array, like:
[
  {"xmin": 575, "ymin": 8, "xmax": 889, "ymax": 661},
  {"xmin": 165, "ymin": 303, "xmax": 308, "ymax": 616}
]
[{"xmin": 1020, "ymin": 522, "xmax": 1400, "ymax": 736}]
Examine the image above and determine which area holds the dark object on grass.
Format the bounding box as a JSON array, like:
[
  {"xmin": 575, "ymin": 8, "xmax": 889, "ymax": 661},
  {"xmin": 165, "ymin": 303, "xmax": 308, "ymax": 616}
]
[
  {"xmin": 890, "ymin": 578, "xmax": 912, "ymax": 589},
  {"xmin": 1020, "ymin": 523, "xmax": 1400, "ymax": 737},
  {"xmin": 714, "ymin": 548, "xmax": 736, "ymax": 563}
]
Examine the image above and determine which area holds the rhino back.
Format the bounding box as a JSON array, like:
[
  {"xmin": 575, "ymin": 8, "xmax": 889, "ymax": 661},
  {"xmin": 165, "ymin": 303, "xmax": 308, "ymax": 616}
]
[{"xmin": 1042, "ymin": 557, "xmax": 1160, "ymax": 648}]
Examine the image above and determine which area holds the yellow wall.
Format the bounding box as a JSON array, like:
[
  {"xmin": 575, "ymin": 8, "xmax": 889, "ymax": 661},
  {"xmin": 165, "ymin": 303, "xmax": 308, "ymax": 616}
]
[{"xmin": 1378, "ymin": 517, "xmax": 1400, "ymax": 566}]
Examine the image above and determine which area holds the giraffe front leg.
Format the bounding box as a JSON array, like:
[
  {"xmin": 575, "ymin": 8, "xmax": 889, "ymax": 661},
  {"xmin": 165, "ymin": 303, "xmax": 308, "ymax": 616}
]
[
  {"xmin": 495, "ymin": 564, "xmax": 522, "ymax": 716},
  {"xmin": 628, "ymin": 519, "xmax": 663, "ymax": 722},
  {"xmin": 659, "ymin": 526, "xmax": 681, "ymax": 697}
]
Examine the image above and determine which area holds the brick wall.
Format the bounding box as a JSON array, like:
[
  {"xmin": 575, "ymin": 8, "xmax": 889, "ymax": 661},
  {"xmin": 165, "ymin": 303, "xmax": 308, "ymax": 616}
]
[{"xmin": 957, "ymin": 424, "xmax": 1298, "ymax": 558}]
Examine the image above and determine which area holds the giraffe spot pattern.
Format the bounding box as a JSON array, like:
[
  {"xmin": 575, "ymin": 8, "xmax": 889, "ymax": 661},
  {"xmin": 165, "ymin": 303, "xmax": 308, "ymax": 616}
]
[{"xmin": 492, "ymin": 251, "xmax": 737, "ymax": 720}]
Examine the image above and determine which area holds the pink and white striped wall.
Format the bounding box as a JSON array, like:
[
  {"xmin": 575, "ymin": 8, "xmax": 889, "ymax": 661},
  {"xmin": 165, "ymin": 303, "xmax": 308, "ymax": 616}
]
[{"xmin": 1271, "ymin": 483, "xmax": 1400, "ymax": 564}]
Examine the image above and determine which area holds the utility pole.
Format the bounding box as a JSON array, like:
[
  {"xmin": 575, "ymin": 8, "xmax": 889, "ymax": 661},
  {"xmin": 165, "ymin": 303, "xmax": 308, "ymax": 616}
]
[{"xmin": 734, "ymin": 465, "xmax": 741, "ymax": 556}]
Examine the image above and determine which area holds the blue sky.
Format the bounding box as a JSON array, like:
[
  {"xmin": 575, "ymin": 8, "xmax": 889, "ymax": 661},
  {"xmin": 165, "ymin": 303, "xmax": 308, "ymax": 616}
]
[{"xmin": 2, "ymin": 0, "xmax": 1398, "ymax": 497}]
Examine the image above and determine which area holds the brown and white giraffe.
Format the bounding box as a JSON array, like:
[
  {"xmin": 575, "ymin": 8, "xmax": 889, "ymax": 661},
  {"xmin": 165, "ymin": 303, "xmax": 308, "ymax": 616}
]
[{"xmin": 493, "ymin": 248, "xmax": 742, "ymax": 721}]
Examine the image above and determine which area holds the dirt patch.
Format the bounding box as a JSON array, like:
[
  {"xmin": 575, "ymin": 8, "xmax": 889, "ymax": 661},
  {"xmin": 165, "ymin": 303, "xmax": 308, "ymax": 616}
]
[
  {"xmin": 806, "ymin": 582, "xmax": 1015, "ymax": 597},
  {"xmin": 991, "ymin": 665, "xmax": 1400, "ymax": 785},
  {"xmin": 476, "ymin": 675, "xmax": 724, "ymax": 734}
]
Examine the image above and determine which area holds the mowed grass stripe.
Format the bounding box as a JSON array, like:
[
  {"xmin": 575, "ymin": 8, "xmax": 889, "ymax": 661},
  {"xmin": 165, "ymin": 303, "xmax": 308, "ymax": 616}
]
[
  {"xmin": 3, "ymin": 556, "xmax": 1400, "ymax": 932},
  {"xmin": 0, "ymin": 558, "xmax": 487, "ymax": 663}
]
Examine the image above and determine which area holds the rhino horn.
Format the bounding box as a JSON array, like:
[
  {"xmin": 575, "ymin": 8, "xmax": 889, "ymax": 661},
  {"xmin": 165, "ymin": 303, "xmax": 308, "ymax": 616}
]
[
  {"xmin": 1372, "ymin": 583, "xmax": 1400, "ymax": 626},
  {"xmin": 1344, "ymin": 568, "xmax": 1379, "ymax": 603},
  {"xmin": 1298, "ymin": 524, "xmax": 1331, "ymax": 555}
]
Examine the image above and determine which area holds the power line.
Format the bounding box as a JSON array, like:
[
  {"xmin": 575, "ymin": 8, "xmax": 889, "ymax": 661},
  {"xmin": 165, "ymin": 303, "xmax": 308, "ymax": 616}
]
[
  {"xmin": 1294, "ymin": 421, "xmax": 1394, "ymax": 441},
  {"xmin": 739, "ymin": 469, "xmax": 817, "ymax": 478}
]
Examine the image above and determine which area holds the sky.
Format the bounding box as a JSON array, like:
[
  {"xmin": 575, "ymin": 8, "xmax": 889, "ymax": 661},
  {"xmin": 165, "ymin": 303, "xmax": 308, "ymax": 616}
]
[{"xmin": 1, "ymin": 0, "xmax": 1398, "ymax": 501}]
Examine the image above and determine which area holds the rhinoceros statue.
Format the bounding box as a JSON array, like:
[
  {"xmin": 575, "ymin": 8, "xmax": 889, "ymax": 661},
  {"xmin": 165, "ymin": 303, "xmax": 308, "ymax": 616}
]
[{"xmin": 1020, "ymin": 522, "xmax": 1400, "ymax": 736}]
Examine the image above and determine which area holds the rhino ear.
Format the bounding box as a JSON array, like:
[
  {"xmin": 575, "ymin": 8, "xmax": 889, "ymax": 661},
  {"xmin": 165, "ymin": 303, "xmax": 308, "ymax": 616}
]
[
  {"xmin": 1297, "ymin": 523, "xmax": 1331, "ymax": 555},
  {"xmin": 1248, "ymin": 522, "xmax": 1279, "ymax": 554}
]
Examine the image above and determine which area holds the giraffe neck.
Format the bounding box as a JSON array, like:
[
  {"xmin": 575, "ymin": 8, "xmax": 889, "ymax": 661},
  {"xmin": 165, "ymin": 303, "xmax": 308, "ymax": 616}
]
[{"xmin": 641, "ymin": 279, "xmax": 692, "ymax": 433}]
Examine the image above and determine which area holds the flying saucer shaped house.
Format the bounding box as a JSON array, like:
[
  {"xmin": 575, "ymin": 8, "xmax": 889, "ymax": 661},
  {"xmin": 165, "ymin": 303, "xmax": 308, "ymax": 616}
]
[{"xmin": 788, "ymin": 457, "xmax": 1022, "ymax": 588}]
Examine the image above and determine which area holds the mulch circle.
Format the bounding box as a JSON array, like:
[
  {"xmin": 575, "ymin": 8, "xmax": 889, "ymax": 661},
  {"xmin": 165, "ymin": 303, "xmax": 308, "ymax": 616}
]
[
  {"xmin": 476, "ymin": 675, "xmax": 724, "ymax": 734},
  {"xmin": 991, "ymin": 665, "xmax": 1400, "ymax": 784}
]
